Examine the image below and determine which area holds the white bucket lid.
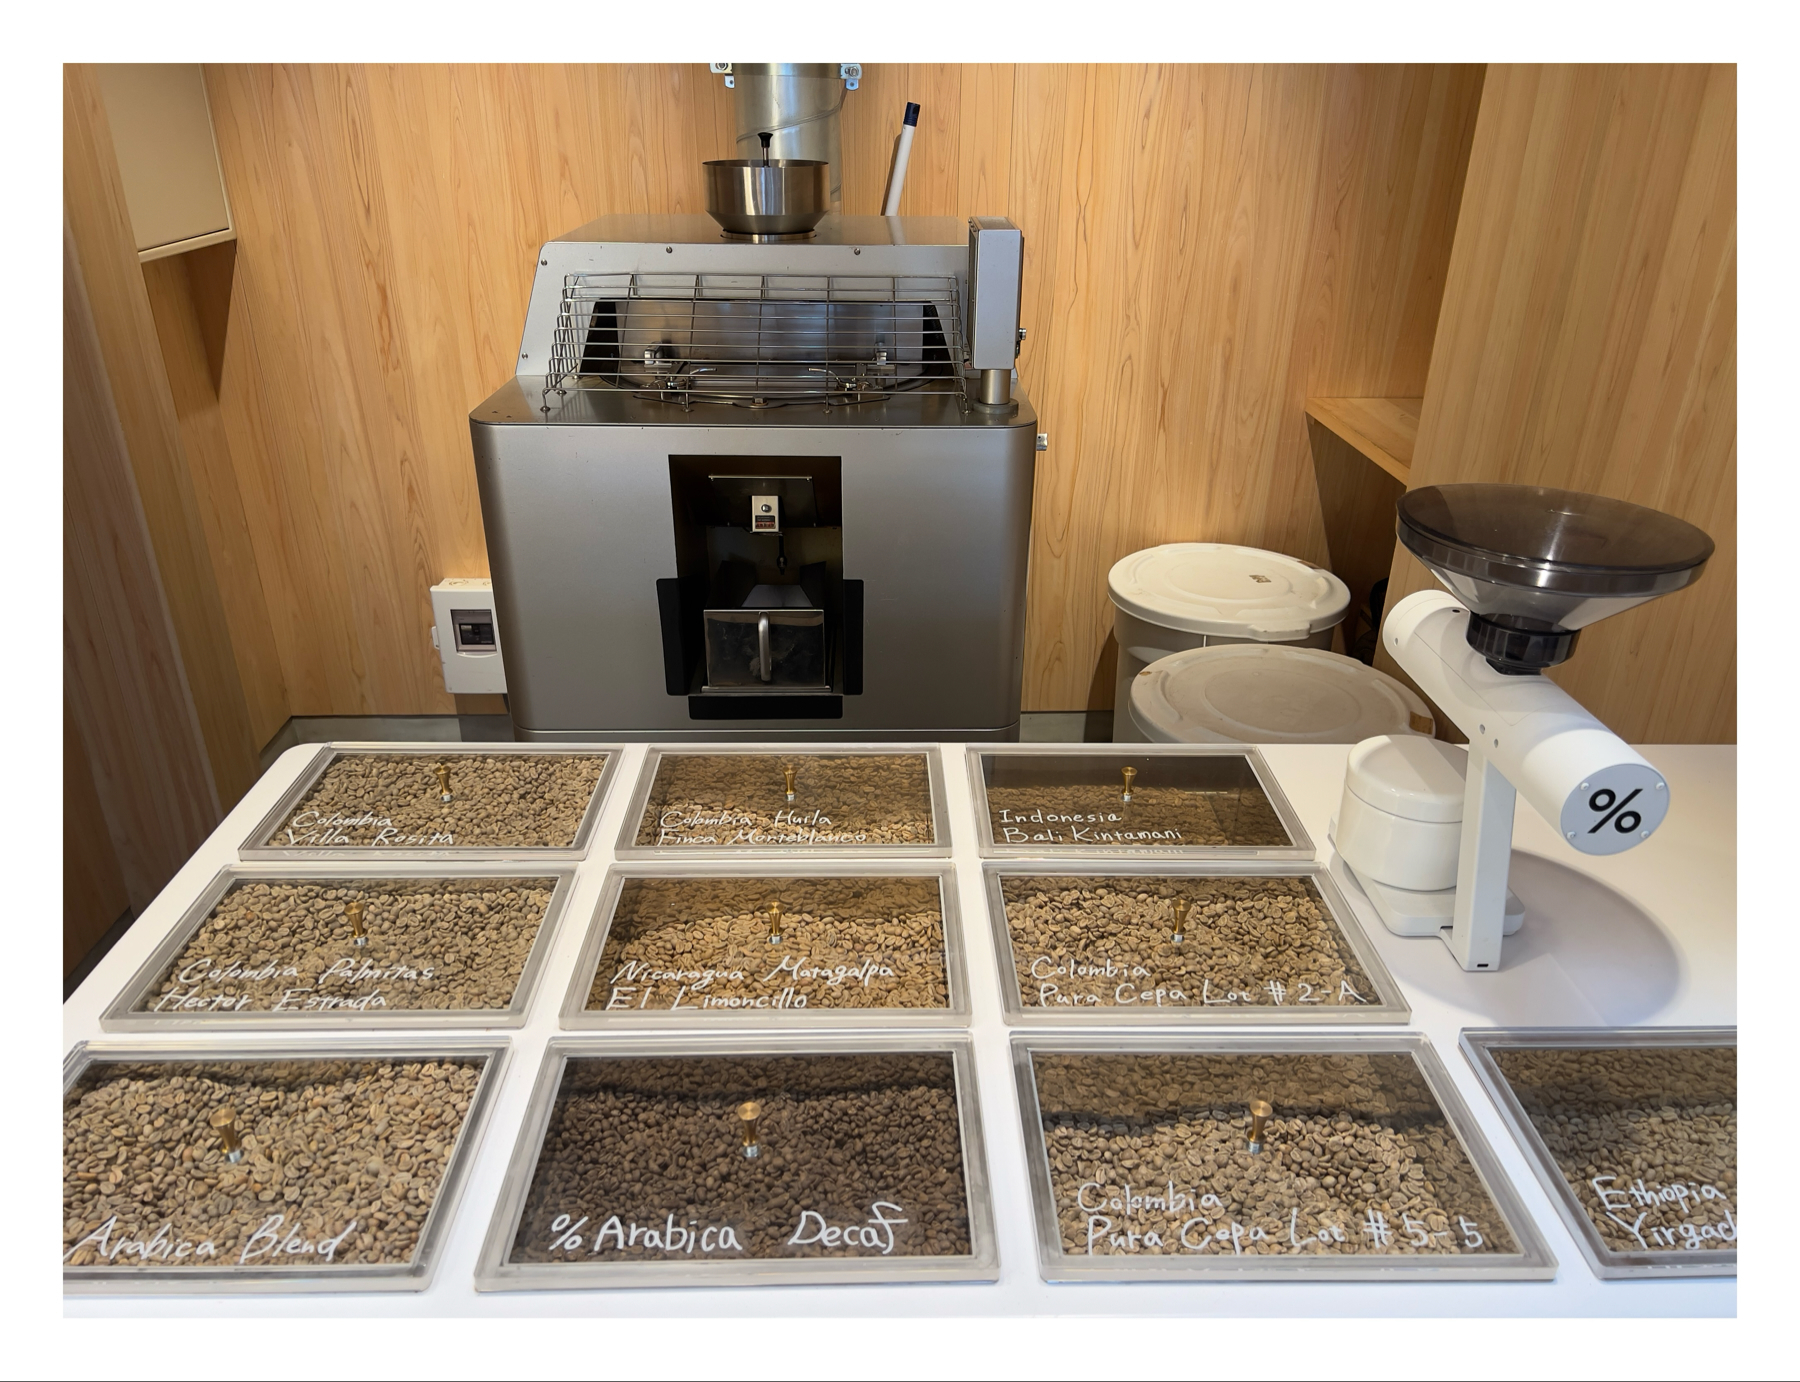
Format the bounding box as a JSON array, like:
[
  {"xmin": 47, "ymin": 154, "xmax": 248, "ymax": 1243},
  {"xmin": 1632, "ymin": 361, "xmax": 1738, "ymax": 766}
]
[
  {"xmin": 1346, "ymin": 734, "xmax": 1468, "ymax": 823},
  {"xmin": 1130, "ymin": 645, "xmax": 1433, "ymax": 745},
  {"xmin": 1107, "ymin": 543, "xmax": 1351, "ymax": 640}
]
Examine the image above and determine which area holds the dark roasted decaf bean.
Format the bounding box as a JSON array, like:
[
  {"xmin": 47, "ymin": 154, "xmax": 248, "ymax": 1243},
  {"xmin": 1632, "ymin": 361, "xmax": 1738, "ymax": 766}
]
[{"xmin": 510, "ymin": 1053, "xmax": 972, "ymax": 1264}]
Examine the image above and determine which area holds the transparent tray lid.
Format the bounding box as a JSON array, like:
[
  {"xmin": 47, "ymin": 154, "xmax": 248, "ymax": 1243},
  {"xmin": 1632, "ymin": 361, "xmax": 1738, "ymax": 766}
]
[
  {"xmin": 985, "ymin": 863, "xmax": 1407, "ymax": 1025},
  {"xmin": 476, "ymin": 1036, "xmax": 996, "ymax": 1288},
  {"xmin": 562, "ymin": 866, "xmax": 967, "ymax": 1028},
  {"xmin": 100, "ymin": 865, "xmax": 576, "ymax": 1031},
  {"xmin": 969, "ymin": 747, "xmax": 1311, "ymax": 858},
  {"xmin": 1461, "ymin": 1027, "xmax": 1736, "ymax": 1279},
  {"xmin": 618, "ymin": 746, "xmax": 949, "ymax": 856},
  {"xmin": 63, "ymin": 1038, "xmax": 508, "ymax": 1293},
  {"xmin": 1012, "ymin": 1035, "xmax": 1554, "ymax": 1281},
  {"xmin": 240, "ymin": 744, "xmax": 620, "ymax": 861}
]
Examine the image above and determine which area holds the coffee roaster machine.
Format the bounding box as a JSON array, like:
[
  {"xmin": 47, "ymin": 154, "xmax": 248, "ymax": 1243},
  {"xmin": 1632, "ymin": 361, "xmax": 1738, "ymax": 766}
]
[{"xmin": 471, "ymin": 197, "xmax": 1035, "ymax": 741}]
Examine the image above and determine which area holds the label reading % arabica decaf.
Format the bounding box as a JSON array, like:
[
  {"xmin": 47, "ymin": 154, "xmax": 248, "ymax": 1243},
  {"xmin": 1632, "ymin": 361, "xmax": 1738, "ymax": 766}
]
[{"xmin": 539, "ymin": 1200, "xmax": 911, "ymax": 1258}]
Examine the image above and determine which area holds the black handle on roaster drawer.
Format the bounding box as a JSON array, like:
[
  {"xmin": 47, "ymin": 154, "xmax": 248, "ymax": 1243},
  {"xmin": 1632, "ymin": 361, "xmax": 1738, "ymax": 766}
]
[
  {"xmin": 656, "ymin": 577, "xmax": 700, "ymax": 695},
  {"xmin": 843, "ymin": 579, "xmax": 863, "ymax": 696}
]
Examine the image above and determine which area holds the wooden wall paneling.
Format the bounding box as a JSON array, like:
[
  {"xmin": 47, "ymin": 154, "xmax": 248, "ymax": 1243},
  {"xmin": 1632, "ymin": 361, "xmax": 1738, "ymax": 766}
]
[
  {"xmin": 1379, "ymin": 64, "xmax": 1736, "ymax": 744},
  {"xmin": 1006, "ymin": 65, "xmax": 1482, "ymax": 710},
  {"xmin": 1280, "ymin": 64, "xmax": 1483, "ymax": 649},
  {"xmin": 839, "ymin": 65, "xmax": 902, "ymax": 212},
  {"xmin": 194, "ymin": 67, "xmax": 348, "ymax": 717},
  {"xmin": 311, "ymin": 66, "xmax": 443, "ymax": 715},
  {"xmin": 1304, "ymin": 396, "xmax": 1421, "ymax": 484},
  {"xmin": 242, "ymin": 66, "xmax": 393, "ymax": 714},
  {"xmin": 65, "ymin": 64, "xmax": 264, "ymax": 805},
  {"xmin": 839, "ymin": 64, "xmax": 967, "ymax": 215},
  {"xmin": 140, "ymin": 247, "xmax": 291, "ymax": 752},
  {"xmin": 361, "ymin": 66, "xmax": 490, "ymax": 601},
  {"xmin": 199, "ymin": 65, "xmax": 739, "ymax": 718},
  {"xmin": 956, "ymin": 65, "xmax": 1017, "ymax": 216},
  {"xmin": 177, "ymin": 64, "xmax": 1486, "ymax": 723},
  {"xmin": 1006, "ymin": 64, "xmax": 1099, "ymax": 705},
  {"xmin": 64, "ymin": 700, "xmax": 131, "ymax": 976},
  {"xmin": 1307, "ymin": 418, "xmax": 1408, "ymax": 655},
  {"xmin": 64, "ymin": 217, "xmax": 221, "ymax": 913}
]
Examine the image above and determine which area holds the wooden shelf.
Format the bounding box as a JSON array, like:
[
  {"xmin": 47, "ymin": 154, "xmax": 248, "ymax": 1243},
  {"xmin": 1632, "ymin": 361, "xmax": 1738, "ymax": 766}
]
[{"xmin": 1304, "ymin": 396, "xmax": 1422, "ymax": 484}]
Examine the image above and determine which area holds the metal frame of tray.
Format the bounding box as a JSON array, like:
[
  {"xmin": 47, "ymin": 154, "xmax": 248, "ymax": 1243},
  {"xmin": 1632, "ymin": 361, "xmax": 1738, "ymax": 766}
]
[
  {"xmin": 983, "ymin": 860, "xmax": 1409, "ymax": 1026},
  {"xmin": 1461, "ymin": 1026, "xmax": 1737, "ymax": 1280},
  {"xmin": 965, "ymin": 744, "xmax": 1314, "ymax": 860},
  {"xmin": 614, "ymin": 743, "xmax": 952, "ymax": 859},
  {"xmin": 1011, "ymin": 1032, "xmax": 1556, "ymax": 1283},
  {"xmin": 99, "ymin": 863, "xmax": 579, "ymax": 1032},
  {"xmin": 239, "ymin": 742, "xmax": 623, "ymax": 862},
  {"xmin": 561, "ymin": 862, "xmax": 969, "ymax": 1029},
  {"xmin": 63, "ymin": 1037, "xmax": 510, "ymax": 1295},
  {"xmin": 474, "ymin": 1032, "xmax": 997, "ymax": 1289}
]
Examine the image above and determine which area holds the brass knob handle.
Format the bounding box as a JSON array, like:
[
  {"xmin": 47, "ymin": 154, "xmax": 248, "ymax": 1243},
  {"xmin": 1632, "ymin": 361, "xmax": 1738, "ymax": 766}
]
[
  {"xmin": 737, "ymin": 1100, "xmax": 762, "ymax": 1160},
  {"xmin": 767, "ymin": 900, "xmax": 784, "ymax": 945},
  {"xmin": 346, "ymin": 898, "xmax": 367, "ymax": 947},
  {"xmin": 1248, "ymin": 1098, "xmax": 1273, "ymax": 1155},
  {"xmin": 210, "ymin": 1107, "xmax": 244, "ymax": 1163},
  {"xmin": 434, "ymin": 762, "xmax": 452, "ymax": 803},
  {"xmin": 783, "ymin": 764, "xmax": 797, "ymax": 802},
  {"xmin": 1120, "ymin": 765, "xmax": 1138, "ymax": 802},
  {"xmin": 1171, "ymin": 897, "xmax": 1189, "ymax": 943}
]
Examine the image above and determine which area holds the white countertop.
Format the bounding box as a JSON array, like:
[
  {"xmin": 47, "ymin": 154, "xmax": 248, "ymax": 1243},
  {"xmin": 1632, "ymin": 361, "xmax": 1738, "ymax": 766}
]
[{"xmin": 63, "ymin": 741, "xmax": 1735, "ymax": 1318}]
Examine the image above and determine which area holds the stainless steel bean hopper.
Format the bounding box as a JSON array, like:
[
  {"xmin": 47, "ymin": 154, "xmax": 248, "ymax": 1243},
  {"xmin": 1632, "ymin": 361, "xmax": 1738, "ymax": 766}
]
[
  {"xmin": 470, "ymin": 210, "xmax": 1033, "ymax": 741},
  {"xmin": 1333, "ymin": 484, "xmax": 1714, "ymax": 971}
]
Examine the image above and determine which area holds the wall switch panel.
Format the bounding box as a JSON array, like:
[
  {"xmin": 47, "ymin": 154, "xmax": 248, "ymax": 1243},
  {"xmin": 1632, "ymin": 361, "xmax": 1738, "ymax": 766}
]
[{"xmin": 430, "ymin": 578, "xmax": 506, "ymax": 694}]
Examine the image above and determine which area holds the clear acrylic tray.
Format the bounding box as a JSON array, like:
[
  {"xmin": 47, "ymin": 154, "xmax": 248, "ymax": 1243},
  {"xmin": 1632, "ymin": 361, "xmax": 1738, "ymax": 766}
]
[
  {"xmin": 240, "ymin": 743, "xmax": 621, "ymax": 862},
  {"xmin": 63, "ymin": 1038, "xmax": 509, "ymax": 1293},
  {"xmin": 475, "ymin": 1034, "xmax": 996, "ymax": 1288},
  {"xmin": 968, "ymin": 746, "xmax": 1312, "ymax": 859},
  {"xmin": 617, "ymin": 745, "xmax": 950, "ymax": 858},
  {"xmin": 1012, "ymin": 1034, "xmax": 1554, "ymax": 1282},
  {"xmin": 100, "ymin": 864, "xmax": 577, "ymax": 1031},
  {"xmin": 561, "ymin": 865, "xmax": 968, "ymax": 1028},
  {"xmin": 1461, "ymin": 1027, "xmax": 1736, "ymax": 1279},
  {"xmin": 984, "ymin": 862, "xmax": 1407, "ymax": 1025}
]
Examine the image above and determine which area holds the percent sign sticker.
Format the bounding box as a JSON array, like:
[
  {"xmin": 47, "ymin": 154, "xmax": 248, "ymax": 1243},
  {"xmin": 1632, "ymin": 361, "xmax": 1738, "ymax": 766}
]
[
  {"xmin": 1587, "ymin": 787, "xmax": 1643, "ymax": 835},
  {"xmin": 1560, "ymin": 764, "xmax": 1669, "ymax": 857}
]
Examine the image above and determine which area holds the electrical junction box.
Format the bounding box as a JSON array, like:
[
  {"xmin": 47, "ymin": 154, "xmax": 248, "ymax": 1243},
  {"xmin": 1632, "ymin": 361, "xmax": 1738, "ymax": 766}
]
[{"xmin": 431, "ymin": 579, "xmax": 506, "ymax": 694}]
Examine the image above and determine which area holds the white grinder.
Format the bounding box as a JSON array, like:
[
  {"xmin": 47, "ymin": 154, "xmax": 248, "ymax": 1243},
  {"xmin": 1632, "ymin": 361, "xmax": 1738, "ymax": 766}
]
[{"xmin": 1332, "ymin": 734, "xmax": 1523, "ymax": 938}]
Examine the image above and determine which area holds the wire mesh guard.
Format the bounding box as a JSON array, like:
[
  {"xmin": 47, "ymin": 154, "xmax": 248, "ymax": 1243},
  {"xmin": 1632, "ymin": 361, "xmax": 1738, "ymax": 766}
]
[{"xmin": 545, "ymin": 273, "xmax": 969, "ymax": 408}]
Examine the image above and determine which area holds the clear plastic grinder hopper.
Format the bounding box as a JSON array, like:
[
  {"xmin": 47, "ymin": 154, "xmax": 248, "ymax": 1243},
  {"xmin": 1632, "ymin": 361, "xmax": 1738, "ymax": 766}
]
[{"xmin": 1336, "ymin": 485, "xmax": 1713, "ymax": 971}]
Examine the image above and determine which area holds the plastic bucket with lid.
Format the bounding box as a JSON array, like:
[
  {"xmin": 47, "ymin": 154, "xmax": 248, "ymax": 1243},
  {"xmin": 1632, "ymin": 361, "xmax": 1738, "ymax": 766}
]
[
  {"xmin": 1128, "ymin": 644, "xmax": 1433, "ymax": 745},
  {"xmin": 1107, "ymin": 544, "xmax": 1351, "ymax": 742}
]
